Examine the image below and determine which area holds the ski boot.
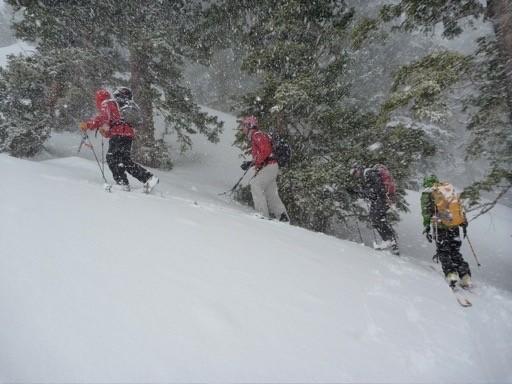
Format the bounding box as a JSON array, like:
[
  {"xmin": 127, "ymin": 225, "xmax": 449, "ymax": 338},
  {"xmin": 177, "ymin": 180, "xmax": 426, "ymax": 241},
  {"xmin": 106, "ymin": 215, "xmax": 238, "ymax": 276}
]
[
  {"xmin": 143, "ymin": 175, "xmax": 159, "ymax": 194},
  {"xmin": 446, "ymin": 272, "xmax": 459, "ymax": 288},
  {"xmin": 373, "ymin": 240, "xmax": 393, "ymax": 250},
  {"xmin": 460, "ymin": 274, "xmax": 473, "ymax": 289},
  {"xmin": 119, "ymin": 183, "xmax": 131, "ymax": 192},
  {"xmin": 113, "ymin": 182, "xmax": 130, "ymax": 192}
]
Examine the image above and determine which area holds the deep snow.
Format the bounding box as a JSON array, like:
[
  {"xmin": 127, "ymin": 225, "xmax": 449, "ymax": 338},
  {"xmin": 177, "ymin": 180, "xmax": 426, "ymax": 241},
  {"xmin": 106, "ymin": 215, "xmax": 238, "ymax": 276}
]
[{"xmin": 1, "ymin": 109, "xmax": 512, "ymax": 382}]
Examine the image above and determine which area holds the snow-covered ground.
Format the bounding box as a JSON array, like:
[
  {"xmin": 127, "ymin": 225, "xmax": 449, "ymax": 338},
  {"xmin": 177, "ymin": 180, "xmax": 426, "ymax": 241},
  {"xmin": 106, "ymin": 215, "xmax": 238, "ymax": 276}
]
[{"xmin": 1, "ymin": 110, "xmax": 512, "ymax": 382}]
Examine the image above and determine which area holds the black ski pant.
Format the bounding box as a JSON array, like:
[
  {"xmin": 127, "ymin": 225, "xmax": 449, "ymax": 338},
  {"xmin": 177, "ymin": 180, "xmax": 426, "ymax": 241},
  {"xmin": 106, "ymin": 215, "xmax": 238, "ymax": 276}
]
[
  {"xmin": 369, "ymin": 202, "xmax": 396, "ymax": 242},
  {"xmin": 106, "ymin": 136, "xmax": 152, "ymax": 186},
  {"xmin": 434, "ymin": 226, "xmax": 471, "ymax": 278}
]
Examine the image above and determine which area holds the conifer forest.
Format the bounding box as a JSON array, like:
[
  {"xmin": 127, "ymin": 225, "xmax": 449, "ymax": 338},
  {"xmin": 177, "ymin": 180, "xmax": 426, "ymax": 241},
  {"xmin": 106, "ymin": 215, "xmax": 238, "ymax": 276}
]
[{"xmin": 1, "ymin": 0, "xmax": 511, "ymax": 235}]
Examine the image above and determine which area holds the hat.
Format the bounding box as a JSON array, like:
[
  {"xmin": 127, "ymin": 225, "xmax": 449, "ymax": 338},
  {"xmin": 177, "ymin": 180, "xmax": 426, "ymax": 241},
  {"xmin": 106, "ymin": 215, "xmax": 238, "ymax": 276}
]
[
  {"xmin": 423, "ymin": 174, "xmax": 439, "ymax": 188},
  {"xmin": 241, "ymin": 115, "xmax": 258, "ymax": 129},
  {"xmin": 350, "ymin": 162, "xmax": 365, "ymax": 177},
  {"xmin": 113, "ymin": 87, "xmax": 132, "ymax": 101}
]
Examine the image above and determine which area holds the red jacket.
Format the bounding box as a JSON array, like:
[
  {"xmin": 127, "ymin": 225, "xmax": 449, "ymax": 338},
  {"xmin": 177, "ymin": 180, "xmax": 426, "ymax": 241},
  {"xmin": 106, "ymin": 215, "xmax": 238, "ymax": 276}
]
[
  {"xmin": 85, "ymin": 89, "xmax": 135, "ymax": 139},
  {"xmin": 250, "ymin": 130, "xmax": 277, "ymax": 169}
]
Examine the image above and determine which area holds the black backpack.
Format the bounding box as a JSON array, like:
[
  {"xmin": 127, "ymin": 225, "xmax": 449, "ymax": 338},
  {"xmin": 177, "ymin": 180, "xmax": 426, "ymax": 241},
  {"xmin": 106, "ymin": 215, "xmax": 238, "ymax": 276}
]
[
  {"xmin": 269, "ymin": 132, "xmax": 291, "ymax": 167},
  {"xmin": 119, "ymin": 100, "xmax": 143, "ymax": 128}
]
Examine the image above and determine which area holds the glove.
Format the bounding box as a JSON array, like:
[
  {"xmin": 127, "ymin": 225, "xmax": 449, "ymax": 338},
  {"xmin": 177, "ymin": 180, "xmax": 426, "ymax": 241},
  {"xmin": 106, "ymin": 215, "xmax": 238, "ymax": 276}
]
[
  {"xmin": 423, "ymin": 226, "xmax": 432, "ymax": 243},
  {"xmin": 98, "ymin": 124, "xmax": 109, "ymax": 137},
  {"xmin": 240, "ymin": 160, "xmax": 253, "ymax": 171},
  {"xmin": 461, "ymin": 223, "xmax": 468, "ymax": 238},
  {"xmin": 79, "ymin": 122, "xmax": 87, "ymax": 132}
]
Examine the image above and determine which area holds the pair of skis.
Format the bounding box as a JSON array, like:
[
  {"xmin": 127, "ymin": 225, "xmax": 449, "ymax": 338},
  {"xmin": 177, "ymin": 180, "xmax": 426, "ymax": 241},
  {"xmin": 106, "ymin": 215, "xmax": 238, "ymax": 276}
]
[
  {"xmin": 103, "ymin": 183, "xmax": 158, "ymax": 194},
  {"xmin": 428, "ymin": 265, "xmax": 473, "ymax": 307},
  {"xmin": 373, "ymin": 244, "xmax": 400, "ymax": 256}
]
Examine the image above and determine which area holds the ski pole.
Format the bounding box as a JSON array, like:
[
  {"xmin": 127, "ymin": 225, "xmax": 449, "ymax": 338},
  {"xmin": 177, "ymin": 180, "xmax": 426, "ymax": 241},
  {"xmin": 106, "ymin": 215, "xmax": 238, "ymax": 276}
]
[
  {"xmin": 431, "ymin": 208, "xmax": 441, "ymax": 263},
  {"xmin": 466, "ymin": 234, "xmax": 481, "ymax": 267},
  {"xmin": 101, "ymin": 136, "xmax": 105, "ymax": 174},
  {"xmin": 355, "ymin": 220, "xmax": 364, "ymax": 243},
  {"xmin": 391, "ymin": 228, "xmax": 399, "ymax": 246},
  {"xmin": 219, "ymin": 167, "xmax": 251, "ymax": 196},
  {"xmin": 77, "ymin": 134, "xmax": 87, "ymax": 154},
  {"xmin": 370, "ymin": 227, "xmax": 378, "ymax": 244},
  {"xmin": 365, "ymin": 202, "xmax": 379, "ymax": 244},
  {"xmin": 82, "ymin": 131, "xmax": 111, "ymax": 187},
  {"xmin": 433, "ymin": 206, "xmax": 439, "ymax": 243}
]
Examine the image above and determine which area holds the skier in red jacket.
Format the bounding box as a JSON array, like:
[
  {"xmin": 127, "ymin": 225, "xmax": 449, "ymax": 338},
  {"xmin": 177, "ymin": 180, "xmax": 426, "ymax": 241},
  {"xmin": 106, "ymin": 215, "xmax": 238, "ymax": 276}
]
[
  {"xmin": 80, "ymin": 88, "xmax": 158, "ymax": 192},
  {"xmin": 240, "ymin": 115, "xmax": 289, "ymax": 222}
]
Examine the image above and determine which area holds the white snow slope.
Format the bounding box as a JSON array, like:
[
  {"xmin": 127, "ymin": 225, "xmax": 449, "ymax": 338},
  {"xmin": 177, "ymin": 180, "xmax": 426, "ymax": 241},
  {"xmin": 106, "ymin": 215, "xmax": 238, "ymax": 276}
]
[{"xmin": 1, "ymin": 109, "xmax": 512, "ymax": 383}]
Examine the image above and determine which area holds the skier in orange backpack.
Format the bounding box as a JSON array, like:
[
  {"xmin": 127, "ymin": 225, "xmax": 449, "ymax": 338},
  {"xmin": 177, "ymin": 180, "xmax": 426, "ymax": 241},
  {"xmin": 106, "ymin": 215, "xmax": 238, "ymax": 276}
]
[{"xmin": 421, "ymin": 174, "xmax": 472, "ymax": 288}]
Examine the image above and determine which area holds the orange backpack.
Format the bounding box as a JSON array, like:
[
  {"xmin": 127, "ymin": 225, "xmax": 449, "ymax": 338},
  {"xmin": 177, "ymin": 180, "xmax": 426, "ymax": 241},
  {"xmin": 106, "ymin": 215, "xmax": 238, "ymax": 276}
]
[{"xmin": 431, "ymin": 182, "xmax": 465, "ymax": 227}]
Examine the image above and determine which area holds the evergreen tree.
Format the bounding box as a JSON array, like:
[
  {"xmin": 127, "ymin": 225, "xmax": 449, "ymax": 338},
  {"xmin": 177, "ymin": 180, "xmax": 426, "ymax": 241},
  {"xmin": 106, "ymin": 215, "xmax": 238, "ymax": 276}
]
[
  {"xmin": 2, "ymin": 1, "xmax": 223, "ymax": 168},
  {"xmin": 360, "ymin": 0, "xmax": 512, "ymax": 214},
  {"xmin": 212, "ymin": 0, "xmax": 433, "ymax": 235},
  {"xmin": 0, "ymin": 55, "xmax": 51, "ymax": 157}
]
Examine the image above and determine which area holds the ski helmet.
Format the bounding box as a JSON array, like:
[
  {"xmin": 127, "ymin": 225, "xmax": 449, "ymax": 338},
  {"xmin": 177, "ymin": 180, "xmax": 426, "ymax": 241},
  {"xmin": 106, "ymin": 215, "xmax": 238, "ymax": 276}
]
[
  {"xmin": 350, "ymin": 162, "xmax": 365, "ymax": 178},
  {"xmin": 241, "ymin": 115, "xmax": 258, "ymax": 129},
  {"xmin": 113, "ymin": 87, "xmax": 133, "ymax": 102},
  {"xmin": 423, "ymin": 174, "xmax": 439, "ymax": 188}
]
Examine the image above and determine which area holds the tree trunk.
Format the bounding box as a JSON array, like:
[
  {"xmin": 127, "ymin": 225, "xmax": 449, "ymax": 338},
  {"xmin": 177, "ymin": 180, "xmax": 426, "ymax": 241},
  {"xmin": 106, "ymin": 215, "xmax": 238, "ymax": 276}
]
[
  {"xmin": 129, "ymin": 40, "xmax": 158, "ymax": 167},
  {"xmin": 273, "ymin": 110, "xmax": 283, "ymax": 134},
  {"xmin": 487, "ymin": 0, "xmax": 512, "ymax": 120},
  {"xmin": 46, "ymin": 81, "xmax": 64, "ymax": 113}
]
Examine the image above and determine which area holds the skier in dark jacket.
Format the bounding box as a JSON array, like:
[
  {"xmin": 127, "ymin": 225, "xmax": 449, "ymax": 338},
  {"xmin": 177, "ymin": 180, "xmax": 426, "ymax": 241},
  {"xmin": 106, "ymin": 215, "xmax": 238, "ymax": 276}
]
[
  {"xmin": 350, "ymin": 163, "xmax": 399, "ymax": 255},
  {"xmin": 80, "ymin": 88, "xmax": 158, "ymax": 193},
  {"xmin": 421, "ymin": 174, "xmax": 472, "ymax": 287}
]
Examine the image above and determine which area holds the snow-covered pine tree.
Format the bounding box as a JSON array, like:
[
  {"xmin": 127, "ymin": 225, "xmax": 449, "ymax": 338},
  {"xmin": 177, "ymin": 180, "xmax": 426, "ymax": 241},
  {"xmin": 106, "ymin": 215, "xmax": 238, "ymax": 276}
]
[
  {"xmin": 110, "ymin": 1, "xmax": 224, "ymax": 167},
  {"xmin": 363, "ymin": 0, "xmax": 512, "ymax": 213},
  {"xmin": 212, "ymin": 0, "xmax": 433, "ymax": 234},
  {"xmin": 4, "ymin": 1, "xmax": 223, "ymax": 168},
  {"xmin": 0, "ymin": 1, "xmax": 116, "ymax": 157},
  {"xmin": 0, "ymin": 55, "xmax": 51, "ymax": 157}
]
